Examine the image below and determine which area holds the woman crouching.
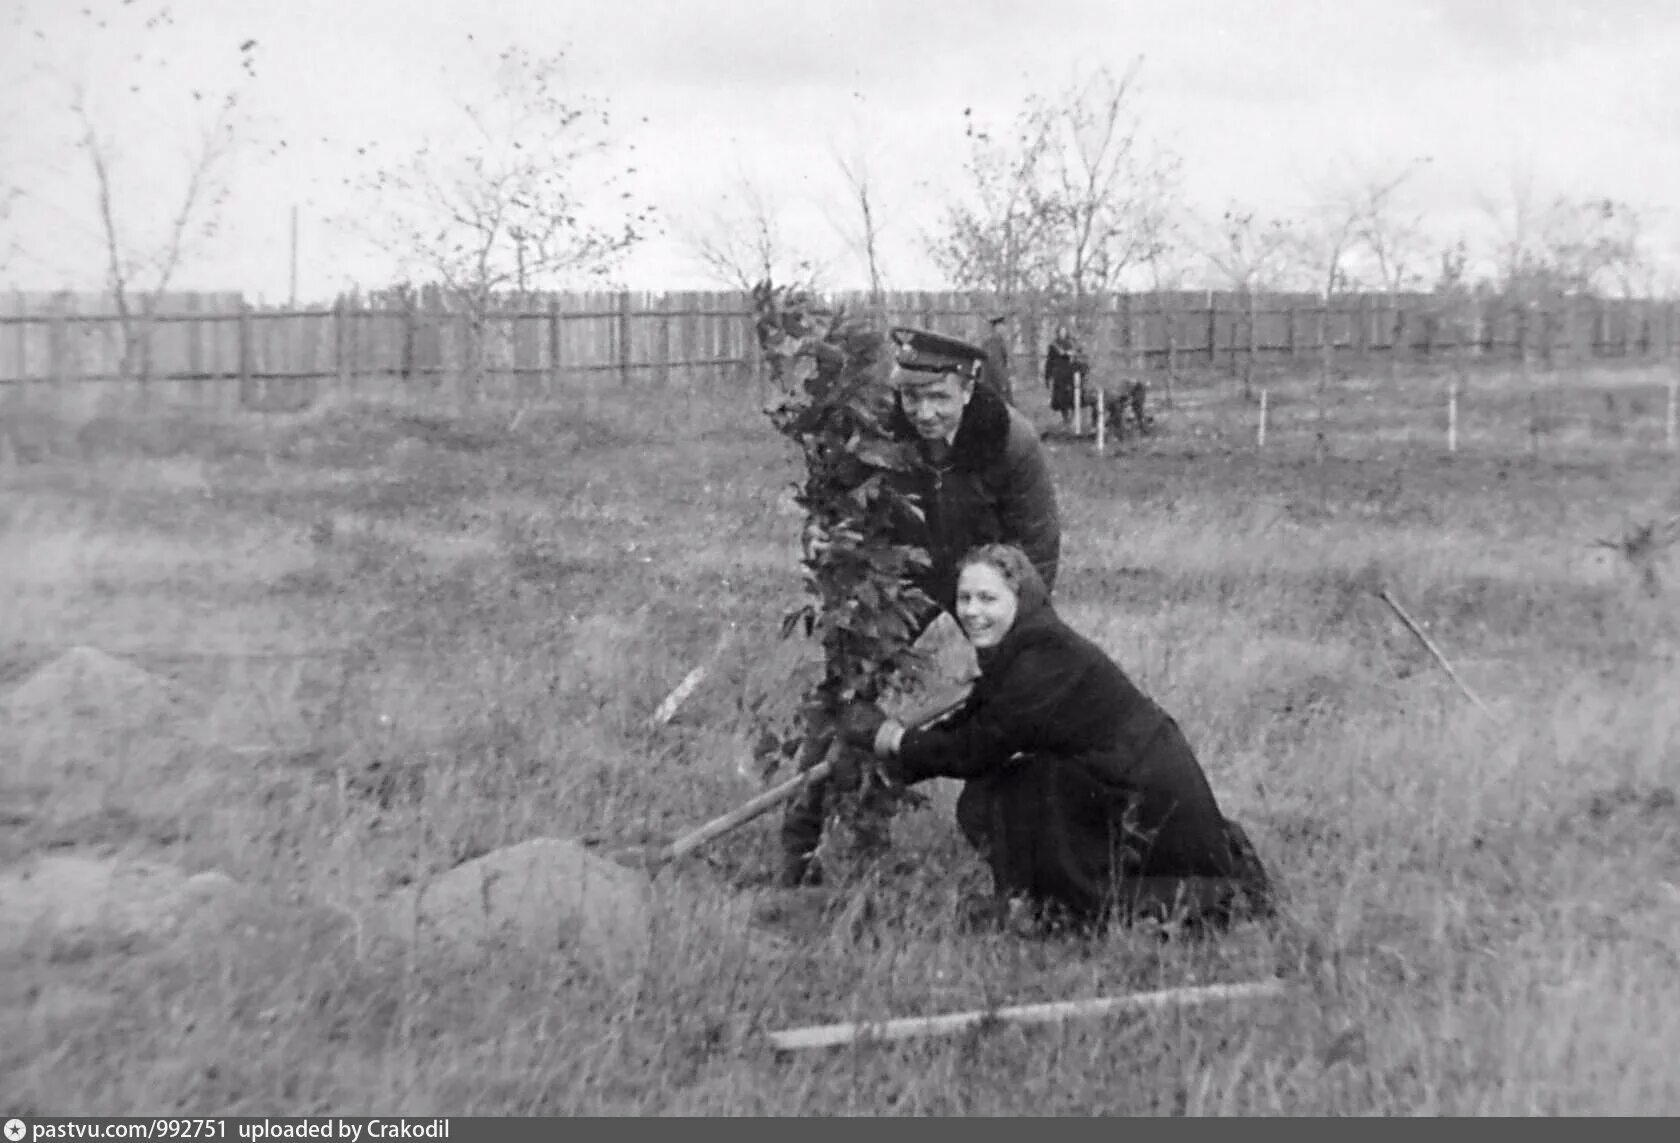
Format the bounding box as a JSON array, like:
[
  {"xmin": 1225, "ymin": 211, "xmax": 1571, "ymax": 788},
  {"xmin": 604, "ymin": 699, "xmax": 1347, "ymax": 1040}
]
[{"xmin": 839, "ymin": 543, "xmax": 1275, "ymax": 934}]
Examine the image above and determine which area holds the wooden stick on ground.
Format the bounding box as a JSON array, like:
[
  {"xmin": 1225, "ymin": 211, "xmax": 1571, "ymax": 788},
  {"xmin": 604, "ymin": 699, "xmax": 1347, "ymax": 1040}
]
[
  {"xmin": 650, "ymin": 629, "xmax": 735, "ymax": 727},
  {"xmin": 1378, "ymin": 588, "xmax": 1498, "ymax": 722},
  {"xmin": 767, "ymin": 979, "xmax": 1288, "ymax": 1052}
]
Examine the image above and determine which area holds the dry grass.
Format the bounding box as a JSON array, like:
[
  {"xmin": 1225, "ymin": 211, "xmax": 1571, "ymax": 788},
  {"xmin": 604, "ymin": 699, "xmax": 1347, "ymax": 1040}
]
[{"xmin": 2, "ymin": 361, "xmax": 1678, "ymax": 1115}]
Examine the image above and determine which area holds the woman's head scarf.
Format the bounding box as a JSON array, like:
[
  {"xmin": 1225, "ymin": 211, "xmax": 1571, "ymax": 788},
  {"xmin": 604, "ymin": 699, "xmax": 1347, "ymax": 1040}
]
[{"xmin": 956, "ymin": 544, "xmax": 1052, "ymax": 670}]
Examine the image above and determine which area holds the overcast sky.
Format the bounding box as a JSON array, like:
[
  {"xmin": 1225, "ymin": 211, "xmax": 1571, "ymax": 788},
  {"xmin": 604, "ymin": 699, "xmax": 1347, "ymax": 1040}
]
[{"xmin": 4, "ymin": 0, "xmax": 1678, "ymax": 301}]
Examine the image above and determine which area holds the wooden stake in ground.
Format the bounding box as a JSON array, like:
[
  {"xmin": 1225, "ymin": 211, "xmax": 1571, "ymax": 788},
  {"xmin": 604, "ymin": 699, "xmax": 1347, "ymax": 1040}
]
[
  {"xmin": 1257, "ymin": 388, "xmax": 1269, "ymax": 449},
  {"xmin": 1072, "ymin": 370, "xmax": 1083, "ymax": 436},
  {"xmin": 1447, "ymin": 382, "xmax": 1459, "ymax": 454},
  {"xmin": 767, "ymin": 979, "xmax": 1288, "ymax": 1052},
  {"xmin": 1379, "ymin": 589, "xmax": 1498, "ymax": 722},
  {"xmin": 1095, "ymin": 390, "xmax": 1106, "ymax": 454}
]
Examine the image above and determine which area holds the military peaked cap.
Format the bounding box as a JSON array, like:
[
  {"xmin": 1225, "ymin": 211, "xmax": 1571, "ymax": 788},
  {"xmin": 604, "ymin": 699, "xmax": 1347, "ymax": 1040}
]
[{"xmin": 889, "ymin": 326, "xmax": 987, "ymax": 384}]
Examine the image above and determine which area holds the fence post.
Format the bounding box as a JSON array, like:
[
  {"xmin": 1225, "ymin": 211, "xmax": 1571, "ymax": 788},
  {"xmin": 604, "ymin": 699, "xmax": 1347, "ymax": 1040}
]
[
  {"xmin": 333, "ymin": 298, "xmax": 348, "ymax": 394},
  {"xmin": 658, "ymin": 293, "xmax": 673, "ymax": 387},
  {"xmin": 1667, "ymin": 354, "xmax": 1677, "ymax": 452},
  {"xmin": 183, "ymin": 293, "xmax": 202, "ymax": 383},
  {"xmin": 1206, "ymin": 291, "xmax": 1218, "ymax": 370},
  {"xmin": 1315, "ymin": 298, "xmax": 1330, "ymax": 464},
  {"xmin": 400, "ymin": 293, "xmax": 417, "ymax": 382},
  {"xmin": 1117, "ymin": 291, "xmax": 1131, "ymax": 369},
  {"xmin": 1162, "ymin": 308, "xmax": 1176, "ymax": 409},
  {"xmin": 1129, "ymin": 293, "xmax": 1144, "ymax": 374},
  {"xmin": 1388, "ymin": 303, "xmax": 1403, "ymax": 382},
  {"xmin": 548, "ymin": 298, "xmax": 562, "ymax": 395},
  {"xmin": 1521, "ymin": 303, "xmax": 1539, "ymax": 456},
  {"xmin": 618, "ymin": 290, "xmax": 633, "ymax": 386},
  {"xmin": 1243, "ymin": 289, "xmax": 1257, "ymax": 398},
  {"xmin": 1257, "ymin": 387, "xmax": 1268, "ymax": 449},
  {"xmin": 1285, "ymin": 302, "xmax": 1297, "ymax": 360},
  {"xmin": 238, "ymin": 302, "xmax": 253, "ymax": 408},
  {"xmin": 49, "ymin": 303, "xmax": 66, "ymax": 389}
]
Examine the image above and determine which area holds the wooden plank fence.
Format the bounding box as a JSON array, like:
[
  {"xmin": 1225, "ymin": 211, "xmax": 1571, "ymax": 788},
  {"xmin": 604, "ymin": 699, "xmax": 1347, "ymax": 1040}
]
[{"xmin": 3, "ymin": 289, "xmax": 1677, "ymax": 414}]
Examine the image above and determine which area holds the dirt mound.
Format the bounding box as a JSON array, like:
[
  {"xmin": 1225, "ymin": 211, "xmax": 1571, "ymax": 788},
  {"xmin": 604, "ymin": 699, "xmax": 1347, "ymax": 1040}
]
[
  {"xmin": 1, "ymin": 646, "xmax": 201, "ymax": 822},
  {"xmin": 0, "ymin": 852, "xmax": 240, "ymax": 953},
  {"xmin": 2, "ymin": 645, "xmax": 189, "ymax": 727},
  {"xmin": 373, "ymin": 838, "xmax": 652, "ymax": 986}
]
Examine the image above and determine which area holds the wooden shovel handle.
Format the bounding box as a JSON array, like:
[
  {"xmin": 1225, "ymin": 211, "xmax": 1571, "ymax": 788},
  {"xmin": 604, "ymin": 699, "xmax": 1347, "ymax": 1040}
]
[
  {"xmin": 658, "ymin": 758, "xmax": 836, "ymax": 864},
  {"xmin": 655, "ymin": 688, "xmax": 971, "ymax": 864}
]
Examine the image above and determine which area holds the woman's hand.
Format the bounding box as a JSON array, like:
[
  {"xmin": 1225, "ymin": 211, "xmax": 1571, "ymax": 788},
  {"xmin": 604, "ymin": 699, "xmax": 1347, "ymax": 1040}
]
[{"xmin": 835, "ymin": 702, "xmax": 888, "ymax": 750}]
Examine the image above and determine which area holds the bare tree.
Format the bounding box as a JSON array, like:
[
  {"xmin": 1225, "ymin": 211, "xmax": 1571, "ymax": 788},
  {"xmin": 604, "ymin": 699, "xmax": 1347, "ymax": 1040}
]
[
  {"xmin": 0, "ymin": 2, "xmax": 43, "ymax": 279},
  {"xmin": 347, "ymin": 44, "xmax": 650, "ymax": 402},
  {"xmin": 1037, "ymin": 63, "xmax": 1180, "ymax": 322},
  {"xmin": 1346, "ymin": 159, "xmax": 1433, "ymax": 295},
  {"xmin": 825, "ymin": 140, "xmax": 887, "ymax": 304},
  {"xmin": 929, "ymin": 63, "xmax": 1179, "ymax": 359},
  {"xmin": 678, "ymin": 164, "xmax": 819, "ymax": 291},
  {"xmin": 1197, "ymin": 205, "xmax": 1297, "ymax": 398},
  {"xmin": 927, "ymin": 103, "xmax": 1060, "ymax": 304},
  {"xmin": 1537, "ymin": 196, "xmax": 1646, "ymax": 299},
  {"xmin": 1477, "ymin": 163, "xmax": 1547, "ymax": 298},
  {"xmin": 73, "ymin": 82, "xmax": 245, "ymax": 378},
  {"xmin": 1200, "ymin": 206, "xmax": 1297, "ymax": 294},
  {"xmin": 1288, "ymin": 189, "xmax": 1365, "ymax": 463},
  {"xmin": 19, "ymin": 2, "xmax": 259, "ymax": 377}
]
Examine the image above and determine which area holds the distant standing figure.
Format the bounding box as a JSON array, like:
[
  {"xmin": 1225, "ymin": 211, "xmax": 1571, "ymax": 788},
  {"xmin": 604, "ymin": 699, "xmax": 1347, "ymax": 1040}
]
[
  {"xmin": 1043, "ymin": 325, "xmax": 1086, "ymax": 428},
  {"xmin": 979, "ymin": 314, "xmax": 1014, "ymax": 406}
]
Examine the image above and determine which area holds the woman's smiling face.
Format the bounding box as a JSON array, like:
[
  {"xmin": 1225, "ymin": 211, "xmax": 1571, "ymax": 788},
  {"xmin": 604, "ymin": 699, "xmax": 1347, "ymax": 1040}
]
[{"xmin": 955, "ymin": 561, "xmax": 1019, "ymax": 650}]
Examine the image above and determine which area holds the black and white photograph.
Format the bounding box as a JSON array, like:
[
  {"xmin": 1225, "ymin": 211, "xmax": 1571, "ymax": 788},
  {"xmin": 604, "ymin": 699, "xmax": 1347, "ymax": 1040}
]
[{"xmin": 2, "ymin": 0, "xmax": 1678, "ymax": 1118}]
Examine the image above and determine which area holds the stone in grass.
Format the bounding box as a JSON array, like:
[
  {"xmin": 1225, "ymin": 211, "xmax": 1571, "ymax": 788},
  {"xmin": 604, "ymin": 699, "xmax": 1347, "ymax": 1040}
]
[
  {"xmin": 0, "ymin": 852, "xmax": 241, "ymax": 954},
  {"xmin": 375, "ymin": 838, "xmax": 653, "ymax": 986}
]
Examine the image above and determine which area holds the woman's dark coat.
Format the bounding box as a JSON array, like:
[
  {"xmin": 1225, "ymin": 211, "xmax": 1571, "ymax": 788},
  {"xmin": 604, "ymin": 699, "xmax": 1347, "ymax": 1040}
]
[
  {"xmin": 885, "ymin": 382, "xmax": 1061, "ymax": 615},
  {"xmin": 1043, "ymin": 337, "xmax": 1085, "ymax": 415},
  {"xmin": 895, "ymin": 589, "xmax": 1273, "ymax": 928}
]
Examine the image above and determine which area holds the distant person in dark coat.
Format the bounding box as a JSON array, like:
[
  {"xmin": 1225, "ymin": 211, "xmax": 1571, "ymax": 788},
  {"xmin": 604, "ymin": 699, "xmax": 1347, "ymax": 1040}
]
[
  {"xmin": 776, "ymin": 329, "xmax": 1063, "ymax": 889},
  {"xmin": 1043, "ymin": 325, "xmax": 1087, "ymax": 429},
  {"xmin": 837, "ymin": 543, "xmax": 1275, "ymax": 933},
  {"xmin": 979, "ymin": 314, "xmax": 1014, "ymax": 406}
]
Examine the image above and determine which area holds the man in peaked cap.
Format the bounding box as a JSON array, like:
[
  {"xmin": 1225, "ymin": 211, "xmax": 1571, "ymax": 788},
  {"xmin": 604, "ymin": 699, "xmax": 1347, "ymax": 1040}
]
[
  {"xmin": 979, "ymin": 314, "xmax": 1015, "ymax": 406},
  {"xmin": 775, "ymin": 325, "xmax": 1062, "ymax": 888},
  {"xmin": 882, "ymin": 326, "xmax": 1060, "ymax": 610}
]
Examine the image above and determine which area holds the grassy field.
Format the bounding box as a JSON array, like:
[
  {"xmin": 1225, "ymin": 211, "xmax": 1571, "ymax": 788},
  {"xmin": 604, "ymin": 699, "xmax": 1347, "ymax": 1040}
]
[{"xmin": 2, "ymin": 359, "xmax": 1678, "ymax": 1115}]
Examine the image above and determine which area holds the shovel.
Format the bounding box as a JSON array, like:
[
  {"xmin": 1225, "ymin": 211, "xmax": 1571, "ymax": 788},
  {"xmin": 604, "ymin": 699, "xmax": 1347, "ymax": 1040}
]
[
  {"xmin": 389, "ymin": 617, "xmax": 976, "ymax": 979},
  {"xmin": 616, "ymin": 611, "xmax": 979, "ymax": 869}
]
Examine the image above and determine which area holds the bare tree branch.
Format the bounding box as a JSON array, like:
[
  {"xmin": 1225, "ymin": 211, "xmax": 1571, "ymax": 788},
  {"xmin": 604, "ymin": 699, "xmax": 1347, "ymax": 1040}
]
[
  {"xmin": 928, "ymin": 62, "xmax": 1179, "ymax": 325},
  {"xmin": 344, "ymin": 43, "xmax": 650, "ymax": 401},
  {"xmin": 677, "ymin": 162, "xmax": 820, "ymax": 291},
  {"xmin": 826, "ymin": 139, "xmax": 886, "ymax": 302}
]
